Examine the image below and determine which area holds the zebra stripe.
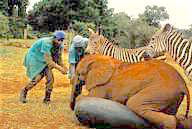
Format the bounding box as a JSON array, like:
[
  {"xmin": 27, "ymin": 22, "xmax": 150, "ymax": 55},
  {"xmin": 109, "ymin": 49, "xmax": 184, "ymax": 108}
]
[
  {"xmin": 149, "ymin": 24, "xmax": 192, "ymax": 80},
  {"xmin": 86, "ymin": 37, "xmax": 151, "ymax": 63}
]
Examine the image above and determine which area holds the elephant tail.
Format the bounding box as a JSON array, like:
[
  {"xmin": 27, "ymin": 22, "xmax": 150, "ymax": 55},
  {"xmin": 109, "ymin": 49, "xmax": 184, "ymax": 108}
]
[{"xmin": 184, "ymin": 84, "xmax": 190, "ymax": 118}]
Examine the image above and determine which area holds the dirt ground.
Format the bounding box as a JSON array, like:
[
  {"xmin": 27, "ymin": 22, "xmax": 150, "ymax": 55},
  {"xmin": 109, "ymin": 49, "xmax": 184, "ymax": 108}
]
[
  {"xmin": 0, "ymin": 45, "xmax": 192, "ymax": 129},
  {"xmin": 0, "ymin": 45, "xmax": 89, "ymax": 129}
]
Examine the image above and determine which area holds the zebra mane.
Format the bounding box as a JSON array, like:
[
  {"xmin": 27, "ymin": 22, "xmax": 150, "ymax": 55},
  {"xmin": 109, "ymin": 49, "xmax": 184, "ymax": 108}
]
[
  {"xmin": 156, "ymin": 24, "xmax": 192, "ymax": 80},
  {"xmin": 100, "ymin": 35, "xmax": 149, "ymax": 51}
]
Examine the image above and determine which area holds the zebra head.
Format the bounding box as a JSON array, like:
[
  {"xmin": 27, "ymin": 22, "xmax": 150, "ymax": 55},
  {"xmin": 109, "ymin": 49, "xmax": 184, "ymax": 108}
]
[
  {"xmin": 146, "ymin": 23, "xmax": 174, "ymax": 58},
  {"xmin": 85, "ymin": 28, "xmax": 106, "ymax": 54}
]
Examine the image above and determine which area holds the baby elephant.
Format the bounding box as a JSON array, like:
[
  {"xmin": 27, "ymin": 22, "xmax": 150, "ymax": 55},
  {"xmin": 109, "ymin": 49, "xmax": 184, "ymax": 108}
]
[{"xmin": 70, "ymin": 55, "xmax": 191, "ymax": 129}]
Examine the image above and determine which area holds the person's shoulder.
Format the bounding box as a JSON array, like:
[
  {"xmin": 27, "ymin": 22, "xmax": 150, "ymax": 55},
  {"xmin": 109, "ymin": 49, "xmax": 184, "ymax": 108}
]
[
  {"xmin": 41, "ymin": 37, "xmax": 53, "ymax": 46},
  {"xmin": 41, "ymin": 37, "xmax": 52, "ymax": 42}
]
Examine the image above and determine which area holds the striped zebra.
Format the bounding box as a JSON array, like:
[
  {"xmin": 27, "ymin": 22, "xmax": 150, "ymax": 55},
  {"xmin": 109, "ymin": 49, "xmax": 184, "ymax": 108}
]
[
  {"xmin": 147, "ymin": 23, "xmax": 192, "ymax": 80},
  {"xmin": 86, "ymin": 29, "xmax": 164, "ymax": 63}
]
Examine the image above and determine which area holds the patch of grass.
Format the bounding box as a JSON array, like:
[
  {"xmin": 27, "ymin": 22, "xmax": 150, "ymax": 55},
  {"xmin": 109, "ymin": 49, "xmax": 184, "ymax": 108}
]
[{"xmin": 0, "ymin": 39, "xmax": 36, "ymax": 48}]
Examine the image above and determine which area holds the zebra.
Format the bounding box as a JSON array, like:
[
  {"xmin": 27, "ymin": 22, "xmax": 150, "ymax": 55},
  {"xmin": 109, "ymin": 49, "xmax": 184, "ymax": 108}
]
[
  {"xmin": 86, "ymin": 28, "xmax": 165, "ymax": 63},
  {"xmin": 147, "ymin": 23, "xmax": 192, "ymax": 80}
]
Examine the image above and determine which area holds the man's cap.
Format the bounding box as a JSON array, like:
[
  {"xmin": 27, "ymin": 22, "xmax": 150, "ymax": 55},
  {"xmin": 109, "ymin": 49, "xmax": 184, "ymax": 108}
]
[
  {"xmin": 72, "ymin": 35, "xmax": 83, "ymax": 43},
  {"xmin": 54, "ymin": 31, "xmax": 65, "ymax": 40},
  {"xmin": 73, "ymin": 35, "xmax": 87, "ymax": 48}
]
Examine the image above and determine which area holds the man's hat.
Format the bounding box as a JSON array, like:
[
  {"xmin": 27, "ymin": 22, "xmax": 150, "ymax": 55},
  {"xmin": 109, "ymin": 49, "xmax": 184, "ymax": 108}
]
[
  {"xmin": 73, "ymin": 35, "xmax": 83, "ymax": 43},
  {"xmin": 54, "ymin": 31, "xmax": 65, "ymax": 40},
  {"xmin": 72, "ymin": 35, "xmax": 84, "ymax": 47}
]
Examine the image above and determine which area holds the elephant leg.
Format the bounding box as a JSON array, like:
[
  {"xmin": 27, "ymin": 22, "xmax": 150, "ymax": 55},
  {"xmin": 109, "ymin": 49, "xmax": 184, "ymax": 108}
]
[
  {"xmin": 126, "ymin": 85, "xmax": 181, "ymax": 129},
  {"xmin": 87, "ymin": 86, "xmax": 108, "ymax": 98}
]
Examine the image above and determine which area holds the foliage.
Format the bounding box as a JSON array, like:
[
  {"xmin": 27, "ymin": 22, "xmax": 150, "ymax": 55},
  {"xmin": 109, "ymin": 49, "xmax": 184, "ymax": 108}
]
[
  {"xmin": 0, "ymin": 0, "xmax": 29, "ymax": 17},
  {"xmin": 19, "ymin": 0, "xmax": 29, "ymax": 17},
  {"xmin": 179, "ymin": 27, "xmax": 192, "ymax": 39},
  {"xmin": 27, "ymin": 0, "xmax": 114, "ymax": 32},
  {"xmin": 0, "ymin": 0, "xmax": 8, "ymax": 15},
  {"xmin": 0, "ymin": 12, "xmax": 9, "ymax": 38},
  {"xmin": 8, "ymin": 17, "xmax": 28, "ymax": 39},
  {"xmin": 0, "ymin": 0, "xmax": 29, "ymax": 39},
  {"xmin": 103, "ymin": 5, "xmax": 169, "ymax": 48},
  {"xmin": 1, "ymin": 0, "xmax": 173, "ymax": 49},
  {"xmin": 73, "ymin": 20, "xmax": 95, "ymax": 37},
  {"xmin": 110, "ymin": 12, "xmax": 158, "ymax": 48},
  {"xmin": 139, "ymin": 5, "xmax": 169, "ymax": 27},
  {"xmin": 183, "ymin": 24, "xmax": 192, "ymax": 39},
  {"xmin": 189, "ymin": 24, "xmax": 192, "ymax": 32},
  {"xmin": 6, "ymin": 0, "xmax": 29, "ymax": 17}
]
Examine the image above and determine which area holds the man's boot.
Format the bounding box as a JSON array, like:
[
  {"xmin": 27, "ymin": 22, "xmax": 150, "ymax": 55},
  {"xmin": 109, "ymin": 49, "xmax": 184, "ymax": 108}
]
[
  {"xmin": 20, "ymin": 88, "xmax": 28, "ymax": 103},
  {"xmin": 43, "ymin": 89, "xmax": 52, "ymax": 104}
]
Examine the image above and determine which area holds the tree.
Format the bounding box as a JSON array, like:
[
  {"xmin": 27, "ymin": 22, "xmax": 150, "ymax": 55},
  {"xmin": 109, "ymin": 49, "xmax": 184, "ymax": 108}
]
[
  {"xmin": 0, "ymin": 0, "xmax": 29, "ymax": 38},
  {"xmin": 180, "ymin": 24, "xmax": 192, "ymax": 38},
  {"xmin": 139, "ymin": 5, "xmax": 169, "ymax": 27},
  {"xmin": 0, "ymin": 0, "xmax": 8, "ymax": 15},
  {"xmin": 0, "ymin": 12, "xmax": 9, "ymax": 38},
  {"xmin": 108, "ymin": 12, "xmax": 158, "ymax": 48},
  {"xmin": 27, "ymin": 0, "xmax": 114, "ymax": 32},
  {"xmin": 189, "ymin": 24, "xmax": 192, "ymax": 32},
  {"xmin": 18, "ymin": 0, "xmax": 29, "ymax": 17}
]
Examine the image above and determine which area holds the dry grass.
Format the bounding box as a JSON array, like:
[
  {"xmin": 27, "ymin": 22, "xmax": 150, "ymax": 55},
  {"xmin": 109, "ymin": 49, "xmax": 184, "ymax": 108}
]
[
  {"xmin": 0, "ymin": 44, "xmax": 191, "ymax": 129},
  {"xmin": 0, "ymin": 45, "xmax": 88, "ymax": 129}
]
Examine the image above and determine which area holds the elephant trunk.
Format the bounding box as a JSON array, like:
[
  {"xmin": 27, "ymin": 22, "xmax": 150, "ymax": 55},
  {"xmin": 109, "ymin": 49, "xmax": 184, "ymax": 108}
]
[{"xmin": 70, "ymin": 75, "xmax": 84, "ymax": 110}]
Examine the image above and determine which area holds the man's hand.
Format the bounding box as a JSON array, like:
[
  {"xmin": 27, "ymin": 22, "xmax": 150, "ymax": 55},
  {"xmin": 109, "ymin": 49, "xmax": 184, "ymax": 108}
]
[
  {"xmin": 60, "ymin": 66, "xmax": 68, "ymax": 75},
  {"xmin": 48, "ymin": 61, "xmax": 55, "ymax": 69},
  {"xmin": 47, "ymin": 60, "xmax": 68, "ymax": 75},
  {"xmin": 44, "ymin": 53, "xmax": 68, "ymax": 74}
]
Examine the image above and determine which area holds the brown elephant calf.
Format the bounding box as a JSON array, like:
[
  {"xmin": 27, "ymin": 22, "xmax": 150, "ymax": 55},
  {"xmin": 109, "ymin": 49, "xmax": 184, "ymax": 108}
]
[{"xmin": 70, "ymin": 55, "xmax": 191, "ymax": 129}]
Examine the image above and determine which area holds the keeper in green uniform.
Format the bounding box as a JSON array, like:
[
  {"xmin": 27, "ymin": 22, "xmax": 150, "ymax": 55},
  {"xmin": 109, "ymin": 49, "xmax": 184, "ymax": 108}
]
[
  {"xmin": 68, "ymin": 35, "xmax": 88, "ymax": 80},
  {"xmin": 20, "ymin": 31, "xmax": 68, "ymax": 104}
]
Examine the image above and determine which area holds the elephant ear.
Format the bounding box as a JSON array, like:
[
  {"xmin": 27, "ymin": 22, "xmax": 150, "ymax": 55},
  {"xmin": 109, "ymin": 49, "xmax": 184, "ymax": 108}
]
[{"xmin": 86, "ymin": 61, "xmax": 114, "ymax": 90}]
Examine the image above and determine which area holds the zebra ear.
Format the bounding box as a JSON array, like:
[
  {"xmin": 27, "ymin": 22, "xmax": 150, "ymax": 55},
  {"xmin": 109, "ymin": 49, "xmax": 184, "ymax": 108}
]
[
  {"xmin": 96, "ymin": 31, "xmax": 99, "ymax": 35},
  {"xmin": 88, "ymin": 28, "xmax": 95, "ymax": 34},
  {"xmin": 96, "ymin": 28, "xmax": 100, "ymax": 35},
  {"xmin": 162, "ymin": 23, "xmax": 171, "ymax": 32}
]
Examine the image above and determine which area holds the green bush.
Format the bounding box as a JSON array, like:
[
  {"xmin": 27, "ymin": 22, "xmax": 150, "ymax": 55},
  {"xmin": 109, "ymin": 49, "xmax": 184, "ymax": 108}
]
[
  {"xmin": 0, "ymin": 12, "xmax": 9, "ymax": 38},
  {"xmin": 73, "ymin": 21, "xmax": 95, "ymax": 38}
]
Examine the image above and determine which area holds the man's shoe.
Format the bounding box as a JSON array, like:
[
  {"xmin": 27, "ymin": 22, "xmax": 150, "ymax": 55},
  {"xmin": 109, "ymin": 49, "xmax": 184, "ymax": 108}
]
[
  {"xmin": 43, "ymin": 98, "xmax": 50, "ymax": 105},
  {"xmin": 20, "ymin": 88, "xmax": 28, "ymax": 103},
  {"xmin": 43, "ymin": 89, "xmax": 52, "ymax": 104}
]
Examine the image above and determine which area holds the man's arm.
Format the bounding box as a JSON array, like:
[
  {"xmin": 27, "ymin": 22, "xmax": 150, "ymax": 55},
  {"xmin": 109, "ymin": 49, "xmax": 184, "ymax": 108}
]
[
  {"xmin": 57, "ymin": 48, "xmax": 64, "ymax": 67},
  {"xmin": 44, "ymin": 53, "xmax": 68, "ymax": 74}
]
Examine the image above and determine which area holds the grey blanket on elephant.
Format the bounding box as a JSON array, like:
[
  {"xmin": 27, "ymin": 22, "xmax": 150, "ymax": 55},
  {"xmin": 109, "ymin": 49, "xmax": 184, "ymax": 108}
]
[{"xmin": 74, "ymin": 97, "xmax": 157, "ymax": 129}]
